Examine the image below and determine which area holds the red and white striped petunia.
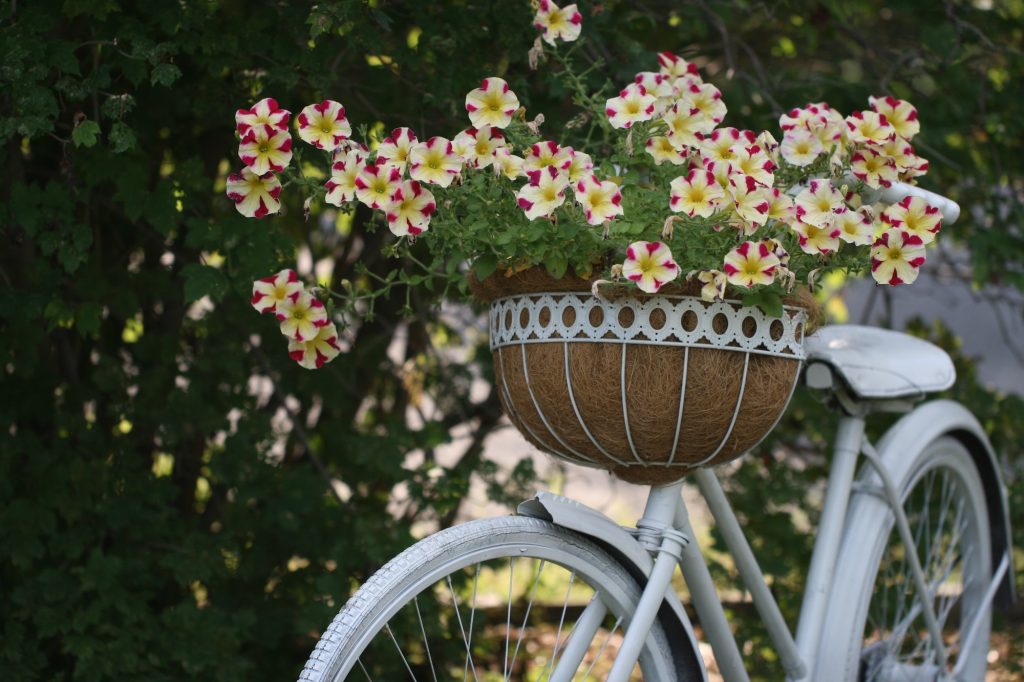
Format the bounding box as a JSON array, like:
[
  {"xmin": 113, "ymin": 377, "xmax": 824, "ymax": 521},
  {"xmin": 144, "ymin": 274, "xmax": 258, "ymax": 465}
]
[
  {"xmin": 881, "ymin": 196, "xmax": 941, "ymax": 245},
  {"xmin": 794, "ymin": 179, "xmax": 847, "ymax": 229},
  {"xmin": 235, "ymin": 98, "xmax": 290, "ymax": 136},
  {"xmin": 385, "ymin": 180, "xmax": 436, "ymax": 237},
  {"xmin": 226, "ymin": 168, "xmax": 282, "ymax": 218},
  {"xmin": 297, "ymin": 100, "xmax": 351, "ymax": 151},
  {"xmin": 731, "ymin": 144, "xmax": 775, "ymax": 187},
  {"xmin": 276, "ymin": 290, "xmax": 329, "ymax": 342},
  {"xmin": 533, "ymin": 0, "xmax": 582, "ymax": 46},
  {"xmin": 634, "ymin": 71, "xmax": 675, "ymax": 114},
  {"xmin": 871, "ymin": 137, "xmax": 928, "ymax": 179},
  {"xmin": 728, "ymin": 174, "xmax": 771, "ymax": 232},
  {"xmin": 791, "ymin": 220, "xmax": 841, "ymax": 255},
  {"xmin": 605, "ymin": 83, "xmax": 656, "ymax": 130},
  {"xmin": 844, "ymin": 110, "xmax": 896, "ymax": 146},
  {"xmin": 723, "ymin": 241, "xmax": 780, "ymax": 288},
  {"xmin": 836, "ymin": 207, "xmax": 875, "ymax": 245},
  {"xmin": 645, "ymin": 135, "xmax": 687, "ymax": 165},
  {"xmin": 354, "ymin": 162, "xmax": 403, "ymax": 210},
  {"xmin": 869, "ymin": 95, "xmax": 920, "ymax": 141},
  {"xmin": 376, "ymin": 127, "xmax": 418, "ymax": 172},
  {"xmin": 324, "ymin": 144, "xmax": 369, "ymax": 207},
  {"xmin": 779, "ymin": 104, "xmax": 830, "ymax": 132},
  {"xmin": 780, "ymin": 128, "xmax": 824, "ymax": 167},
  {"xmin": 850, "ymin": 147, "xmax": 898, "ymax": 189},
  {"xmin": 516, "ymin": 166, "xmax": 569, "ymax": 220},
  {"xmin": 523, "ymin": 140, "xmax": 573, "ymax": 174},
  {"xmin": 765, "ymin": 187, "xmax": 795, "ymax": 223},
  {"xmin": 465, "ymin": 77, "xmax": 520, "ymax": 129},
  {"xmin": 871, "ymin": 229, "xmax": 926, "ymax": 285},
  {"xmin": 669, "ymin": 168, "xmax": 724, "ymax": 217},
  {"xmin": 622, "ymin": 241, "xmax": 680, "ymax": 293},
  {"xmin": 662, "ymin": 103, "xmax": 715, "ymax": 150},
  {"xmin": 657, "ymin": 51, "xmax": 701, "ymax": 80},
  {"xmin": 453, "ymin": 126, "xmax": 506, "ymax": 169},
  {"xmin": 251, "ymin": 269, "xmax": 302, "ymax": 314},
  {"xmin": 679, "ymin": 81, "xmax": 727, "ymax": 126},
  {"xmin": 700, "ymin": 127, "xmax": 755, "ymax": 168},
  {"xmin": 409, "ymin": 136, "xmax": 463, "ymax": 187},
  {"xmin": 493, "ymin": 148, "xmax": 525, "ymax": 180},
  {"xmin": 574, "ymin": 174, "xmax": 623, "ymax": 225},
  {"xmin": 238, "ymin": 124, "xmax": 293, "ymax": 175},
  {"xmin": 566, "ymin": 148, "xmax": 594, "ymax": 183},
  {"xmin": 697, "ymin": 269, "xmax": 728, "ymax": 302},
  {"xmin": 288, "ymin": 322, "xmax": 342, "ymax": 369}
]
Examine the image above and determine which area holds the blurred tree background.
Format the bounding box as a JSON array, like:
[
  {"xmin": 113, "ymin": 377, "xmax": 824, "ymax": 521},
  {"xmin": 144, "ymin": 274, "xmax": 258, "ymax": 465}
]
[{"xmin": 1, "ymin": 0, "xmax": 1021, "ymax": 679}]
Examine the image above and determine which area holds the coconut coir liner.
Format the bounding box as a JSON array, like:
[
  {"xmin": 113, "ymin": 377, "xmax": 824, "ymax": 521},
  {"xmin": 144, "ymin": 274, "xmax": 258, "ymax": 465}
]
[{"xmin": 474, "ymin": 268, "xmax": 814, "ymax": 486}]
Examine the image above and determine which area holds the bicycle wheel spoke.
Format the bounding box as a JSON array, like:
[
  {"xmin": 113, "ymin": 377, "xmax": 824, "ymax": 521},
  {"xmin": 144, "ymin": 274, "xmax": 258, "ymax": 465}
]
[
  {"xmin": 506, "ymin": 559, "xmax": 547, "ymax": 680},
  {"xmin": 413, "ymin": 596, "xmax": 438, "ymax": 682},
  {"xmin": 581, "ymin": 616, "xmax": 622, "ymax": 682},
  {"xmin": 447, "ymin": 575, "xmax": 480, "ymax": 682},
  {"xmin": 463, "ymin": 563, "xmax": 480, "ymax": 682},
  {"xmin": 539, "ymin": 569, "xmax": 577, "ymax": 679},
  {"xmin": 357, "ymin": 658, "xmax": 373, "ymax": 682},
  {"xmin": 385, "ymin": 623, "xmax": 419, "ymax": 681},
  {"xmin": 502, "ymin": 557, "xmax": 515, "ymax": 681}
]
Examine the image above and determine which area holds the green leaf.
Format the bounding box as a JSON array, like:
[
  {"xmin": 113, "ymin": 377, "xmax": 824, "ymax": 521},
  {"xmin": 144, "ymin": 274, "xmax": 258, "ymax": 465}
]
[
  {"xmin": 472, "ymin": 254, "xmax": 498, "ymax": 281},
  {"xmin": 75, "ymin": 302, "xmax": 103, "ymax": 336},
  {"xmin": 182, "ymin": 264, "xmax": 228, "ymax": 303},
  {"xmin": 742, "ymin": 289, "xmax": 784, "ymax": 317},
  {"xmin": 150, "ymin": 63, "xmax": 182, "ymax": 87},
  {"xmin": 109, "ymin": 121, "xmax": 136, "ymax": 153},
  {"xmin": 544, "ymin": 251, "xmax": 568, "ymax": 280},
  {"xmin": 71, "ymin": 120, "xmax": 100, "ymax": 148}
]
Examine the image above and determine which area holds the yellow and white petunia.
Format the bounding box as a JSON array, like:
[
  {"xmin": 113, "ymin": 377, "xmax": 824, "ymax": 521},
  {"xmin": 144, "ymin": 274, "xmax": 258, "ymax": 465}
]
[
  {"xmin": 869, "ymin": 95, "xmax": 920, "ymax": 141},
  {"xmin": 679, "ymin": 81, "xmax": 727, "ymax": 126},
  {"xmin": 354, "ymin": 162, "xmax": 404, "ymax": 210},
  {"xmin": 657, "ymin": 51, "xmax": 701, "ymax": 80},
  {"xmin": 297, "ymin": 100, "xmax": 352, "ymax": 151},
  {"xmin": 385, "ymin": 180, "xmax": 436, "ymax": 237},
  {"xmin": 235, "ymin": 98, "xmax": 290, "ymax": 136},
  {"xmin": 697, "ymin": 269, "xmax": 728, "ymax": 302},
  {"xmin": 881, "ymin": 196, "xmax": 941, "ymax": 245},
  {"xmin": 765, "ymin": 187, "xmax": 795, "ymax": 223},
  {"xmin": 276, "ymin": 290, "xmax": 329, "ymax": 342},
  {"xmin": 225, "ymin": 168, "xmax": 282, "ymax": 218},
  {"xmin": 794, "ymin": 179, "xmax": 846, "ymax": 229},
  {"xmin": 376, "ymin": 127, "xmax": 418, "ymax": 172},
  {"xmin": 669, "ymin": 169, "xmax": 725, "ymax": 217},
  {"xmin": 493, "ymin": 148, "xmax": 525, "ymax": 180},
  {"xmin": 574, "ymin": 174, "xmax": 623, "ymax": 225},
  {"xmin": 633, "ymin": 71, "xmax": 675, "ymax": 113},
  {"xmin": 238, "ymin": 124, "xmax": 293, "ymax": 175},
  {"xmin": 453, "ymin": 126, "xmax": 506, "ymax": 169},
  {"xmin": 251, "ymin": 269, "xmax": 302, "ymax": 314},
  {"xmin": 700, "ymin": 127, "xmax": 755, "ymax": 167},
  {"xmin": 850, "ymin": 147, "xmax": 898, "ymax": 189},
  {"xmin": 566, "ymin": 148, "xmax": 594, "ymax": 183},
  {"xmin": 663, "ymin": 103, "xmax": 715, "ymax": 150},
  {"xmin": 324, "ymin": 146, "xmax": 369, "ymax": 206},
  {"xmin": 791, "ymin": 220, "xmax": 841, "ymax": 255},
  {"xmin": 728, "ymin": 174, "xmax": 771, "ymax": 232},
  {"xmin": 871, "ymin": 137, "xmax": 928, "ymax": 179},
  {"xmin": 516, "ymin": 166, "xmax": 569, "ymax": 220},
  {"xmin": 622, "ymin": 241, "xmax": 680, "ymax": 293},
  {"xmin": 465, "ymin": 77, "xmax": 521, "ymax": 129},
  {"xmin": 645, "ymin": 135, "xmax": 687, "ymax": 165},
  {"xmin": 871, "ymin": 229, "xmax": 926, "ymax": 285},
  {"xmin": 288, "ymin": 322, "xmax": 342, "ymax": 370},
  {"xmin": 731, "ymin": 144, "xmax": 775, "ymax": 187},
  {"xmin": 523, "ymin": 140, "xmax": 573, "ymax": 174},
  {"xmin": 844, "ymin": 110, "xmax": 896, "ymax": 146},
  {"xmin": 780, "ymin": 128, "xmax": 823, "ymax": 167},
  {"xmin": 779, "ymin": 104, "xmax": 829, "ymax": 132},
  {"xmin": 836, "ymin": 207, "xmax": 874, "ymax": 245},
  {"xmin": 533, "ymin": 0, "xmax": 582, "ymax": 46},
  {"xmin": 409, "ymin": 136, "xmax": 463, "ymax": 187},
  {"xmin": 723, "ymin": 240, "xmax": 780, "ymax": 288},
  {"xmin": 761, "ymin": 237, "xmax": 790, "ymax": 267},
  {"xmin": 605, "ymin": 83, "xmax": 657, "ymax": 130}
]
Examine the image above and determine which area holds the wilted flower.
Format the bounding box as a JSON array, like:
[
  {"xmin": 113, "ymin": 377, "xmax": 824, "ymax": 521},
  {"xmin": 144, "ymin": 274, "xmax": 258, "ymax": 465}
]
[
  {"xmin": 697, "ymin": 269, "xmax": 727, "ymax": 301},
  {"xmin": 385, "ymin": 180, "xmax": 436, "ymax": 237},
  {"xmin": 297, "ymin": 100, "xmax": 352, "ymax": 151},
  {"xmin": 533, "ymin": 0, "xmax": 582, "ymax": 46},
  {"xmin": 669, "ymin": 169, "xmax": 725, "ymax": 217},
  {"xmin": 574, "ymin": 175, "xmax": 623, "ymax": 225},
  {"xmin": 622, "ymin": 241, "xmax": 680, "ymax": 293},
  {"xmin": 288, "ymin": 322, "xmax": 341, "ymax": 369},
  {"xmin": 251, "ymin": 269, "xmax": 302, "ymax": 314},
  {"xmin": 465, "ymin": 77, "xmax": 521, "ymax": 129},
  {"xmin": 761, "ymin": 237, "xmax": 790, "ymax": 267},
  {"xmin": 871, "ymin": 228, "xmax": 926, "ymax": 285},
  {"xmin": 376, "ymin": 127, "xmax": 418, "ymax": 172},
  {"xmin": 409, "ymin": 136, "xmax": 463, "ymax": 187},
  {"xmin": 226, "ymin": 168, "xmax": 282, "ymax": 218},
  {"xmin": 723, "ymin": 241, "xmax": 780, "ymax": 287},
  {"xmin": 235, "ymin": 98, "xmax": 290, "ymax": 136}
]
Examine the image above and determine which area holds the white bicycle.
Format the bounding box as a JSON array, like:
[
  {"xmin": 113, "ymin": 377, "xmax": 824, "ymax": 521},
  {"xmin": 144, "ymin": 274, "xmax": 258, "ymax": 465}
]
[{"xmin": 298, "ymin": 185, "xmax": 1015, "ymax": 682}]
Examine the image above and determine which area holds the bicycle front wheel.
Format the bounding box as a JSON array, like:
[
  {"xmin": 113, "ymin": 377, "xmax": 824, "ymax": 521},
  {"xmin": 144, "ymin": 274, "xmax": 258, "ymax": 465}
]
[
  {"xmin": 818, "ymin": 435, "xmax": 993, "ymax": 681},
  {"xmin": 298, "ymin": 515, "xmax": 682, "ymax": 681}
]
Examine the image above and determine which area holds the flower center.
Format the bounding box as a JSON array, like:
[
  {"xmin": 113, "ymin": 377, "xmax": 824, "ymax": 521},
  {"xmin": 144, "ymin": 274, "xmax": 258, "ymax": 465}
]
[
  {"xmin": 259, "ymin": 144, "xmax": 269, "ymax": 153},
  {"xmin": 542, "ymin": 186, "xmax": 558, "ymax": 202},
  {"xmin": 626, "ymin": 101, "xmax": 641, "ymax": 115},
  {"xmin": 321, "ymin": 124, "xmax": 331, "ymax": 134},
  {"xmin": 744, "ymin": 262, "xmax": 761, "ymax": 275},
  {"xmin": 475, "ymin": 141, "xmax": 490, "ymax": 155},
  {"xmin": 888, "ymin": 246, "xmax": 903, "ymax": 260}
]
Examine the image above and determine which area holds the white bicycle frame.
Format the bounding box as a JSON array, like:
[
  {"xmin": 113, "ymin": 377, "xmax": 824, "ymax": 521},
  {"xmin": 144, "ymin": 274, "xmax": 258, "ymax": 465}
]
[{"xmin": 520, "ymin": 397, "xmax": 1013, "ymax": 682}]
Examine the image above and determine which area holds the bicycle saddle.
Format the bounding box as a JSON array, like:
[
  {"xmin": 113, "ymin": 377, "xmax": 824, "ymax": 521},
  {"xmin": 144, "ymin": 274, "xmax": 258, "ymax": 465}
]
[{"xmin": 804, "ymin": 324, "xmax": 956, "ymax": 399}]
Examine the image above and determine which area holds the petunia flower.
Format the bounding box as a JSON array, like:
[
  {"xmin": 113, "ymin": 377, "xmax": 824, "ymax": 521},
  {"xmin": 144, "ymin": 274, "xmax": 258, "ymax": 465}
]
[
  {"xmin": 697, "ymin": 269, "xmax": 727, "ymax": 301},
  {"xmin": 761, "ymin": 237, "xmax": 790, "ymax": 267},
  {"xmin": 633, "ymin": 71, "xmax": 675, "ymax": 114},
  {"xmin": 288, "ymin": 322, "xmax": 342, "ymax": 369},
  {"xmin": 850, "ymin": 147, "xmax": 898, "ymax": 189},
  {"xmin": 871, "ymin": 229, "xmax": 926, "ymax": 285},
  {"xmin": 657, "ymin": 51, "xmax": 701, "ymax": 79},
  {"xmin": 516, "ymin": 166, "xmax": 569, "ymax": 220},
  {"xmin": 324, "ymin": 145, "xmax": 369, "ymax": 206},
  {"xmin": 663, "ymin": 103, "xmax": 715, "ymax": 150},
  {"xmin": 235, "ymin": 98, "xmax": 290, "ymax": 136},
  {"xmin": 251, "ymin": 269, "xmax": 302, "ymax": 314},
  {"xmin": 869, "ymin": 95, "xmax": 920, "ymax": 141},
  {"xmin": 645, "ymin": 135, "xmax": 687, "ymax": 165},
  {"xmin": 765, "ymin": 187, "xmax": 795, "ymax": 223},
  {"xmin": 297, "ymin": 100, "xmax": 352, "ymax": 151},
  {"xmin": 794, "ymin": 179, "xmax": 847, "ymax": 229},
  {"xmin": 728, "ymin": 174, "xmax": 771, "ymax": 232},
  {"xmin": 669, "ymin": 169, "xmax": 725, "ymax": 217},
  {"xmin": 453, "ymin": 126, "xmax": 506, "ymax": 169},
  {"xmin": 836, "ymin": 207, "xmax": 874, "ymax": 245},
  {"xmin": 881, "ymin": 196, "xmax": 941, "ymax": 245},
  {"xmin": 779, "ymin": 104, "xmax": 829, "ymax": 132},
  {"xmin": 408, "ymin": 136, "xmax": 463, "ymax": 187},
  {"xmin": 565, "ymin": 148, "xmax": 594, "ymax": 183},
  {"xmin": 493, "ymin": 148, "xmax": 525, "ymax": 180},
  {"xmin": 376, "ymin": 127, "xmax": 418, "ymax": 172},
  {"xmin": 871, "ymin": 137, "xmax": 928, "ymax": 179},
  {"xmin": 622, "ymin": 241, "xmax": 680, "ymax": 293},
  {"xmin": 238, "ymin": 125, "xmax": 293, "ymax": 175},
  {"xmin": 465, "ymin": 77, "xmax": 520, "ymax": 129},
  {"xmin": 844, "ymin": 110, "xmax": 896, "ymax": 146},
  {"xmin": 731, "ymin": 144, "xmax": 775, "ymax": 187},
  {"xmin": 225, "ymin": 168, "xmax": 282, "ymax": 218},
  {"xmin": 574, "ymin": 175, "xmax": 623, "ymax": 225},
  {"xmin": 780, "ymin": 128, "xmax": 824, "ymax": 167},
  {"xmin": 533, "ymin": 0, "xmax": 582, "ymax": 46},
  {"xmin": 700, "ymin": 127, "xmax": 755, "ymax": 167},
  {"xmin": 276, "ymin": 290, "xmax": 329, "ymax": 342},
  {"xmin": 791, "ymin": 220, "xmax": 841, "ymax": 255},
  {"xmin": 523, "ymin": 140, "xmax": 573, "ymax": 174},
  {"xmin": 354, "ymin": 162, "xmax": 403, "ymax": 210},
  {"xmin": 605, "ymin": 83, "xmax": 656, "ymax": 129},
  {"xmin": 679, "ymin": 81, "xmax": 727, "ymax": 126},
  {"xmin": 723, "ymin": 241, "xmax": 780, "ymax": 288},
  {"xmin": 385, "ymin": 180, "xmax": 436, "ymax": 237}
]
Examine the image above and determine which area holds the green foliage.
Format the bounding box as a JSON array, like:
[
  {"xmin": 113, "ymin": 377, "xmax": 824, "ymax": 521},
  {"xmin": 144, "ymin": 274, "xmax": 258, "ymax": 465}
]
[{"xmin": 1, "ymin": 1, "xmax": 1022, "ymax": 680}]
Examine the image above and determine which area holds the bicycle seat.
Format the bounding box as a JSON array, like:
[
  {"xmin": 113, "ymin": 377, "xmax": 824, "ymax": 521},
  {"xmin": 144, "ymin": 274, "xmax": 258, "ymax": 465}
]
[{"xmin": 804, "ymin": 325, "xmax": 956, "ymax": 399}]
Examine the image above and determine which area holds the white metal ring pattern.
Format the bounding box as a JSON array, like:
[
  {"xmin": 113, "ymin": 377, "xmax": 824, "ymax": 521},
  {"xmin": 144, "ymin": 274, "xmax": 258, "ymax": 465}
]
[{"xmin": 489, "ymin": 292, "xmax": 807, "ymax": 360}]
